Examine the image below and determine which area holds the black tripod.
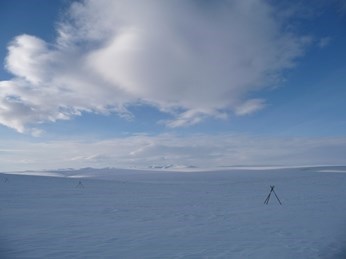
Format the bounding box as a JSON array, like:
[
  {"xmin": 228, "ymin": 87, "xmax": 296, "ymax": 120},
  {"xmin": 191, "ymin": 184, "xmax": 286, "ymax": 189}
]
[
  {"xmin": 76, "ymin": 180, "xmax": 84, "ymax": 188},
  {"xmin": 264, "ymin": 185, "xmax": 282, "ymax": 205}
]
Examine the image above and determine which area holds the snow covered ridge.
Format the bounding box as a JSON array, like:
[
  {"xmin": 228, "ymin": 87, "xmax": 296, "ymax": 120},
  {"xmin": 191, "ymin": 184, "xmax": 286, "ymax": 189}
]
[{"xmin": 2, "ymin": 165, "xmax": 346, "ymax": 179}]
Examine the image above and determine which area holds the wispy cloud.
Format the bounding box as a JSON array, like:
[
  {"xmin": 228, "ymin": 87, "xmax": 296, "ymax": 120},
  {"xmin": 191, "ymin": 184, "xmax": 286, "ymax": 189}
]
[
  {"xmin": 0, "ymin": 0, "xmax": 309, "ymax": 133},
  {"xmin": 1, "ymin": 134, "xmax": 346, "ymax": 171},
  {"xmin": 235, "ymin": 99, "xmax": 266, "ymax": 116},
  {"xmin": 318, "ymin": 37, "xmax": 332, "ymax": 48},
  {"xmin": 335, "ymin": 0, "xmax": 346, "ymax": 14}
]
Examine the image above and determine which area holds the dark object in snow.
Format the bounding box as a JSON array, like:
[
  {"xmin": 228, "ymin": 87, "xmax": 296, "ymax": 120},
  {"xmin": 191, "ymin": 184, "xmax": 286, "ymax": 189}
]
[
  {"xmin": 264, "ymin": 185, "xmax": 282, "ymax": 205},
  {"xmin": 76, "ymin": 180, "xmax": 84, "ymax": 188}
]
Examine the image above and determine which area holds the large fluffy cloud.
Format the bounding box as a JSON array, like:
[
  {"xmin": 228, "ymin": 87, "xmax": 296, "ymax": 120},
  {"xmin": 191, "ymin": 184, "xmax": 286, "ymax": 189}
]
[{"xmin": 0, "ymin": 0, "xmax": 309, "ymax": 133}]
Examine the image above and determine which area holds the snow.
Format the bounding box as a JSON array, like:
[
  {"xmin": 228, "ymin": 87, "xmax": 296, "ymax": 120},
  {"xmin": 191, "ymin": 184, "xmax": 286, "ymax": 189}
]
[{"xmin": 1, "ymin": 167, "xmax": 346, "ymax": 258}]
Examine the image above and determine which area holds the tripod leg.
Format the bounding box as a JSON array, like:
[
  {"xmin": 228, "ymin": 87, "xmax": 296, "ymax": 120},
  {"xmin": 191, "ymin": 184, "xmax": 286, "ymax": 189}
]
[
  {"xmin": 264, "ymin": 192, "xmax": 271, "ymax": 204},
  {"xmin": 272, "ymin": 190, "xmax": 282, "ymax": 205}
]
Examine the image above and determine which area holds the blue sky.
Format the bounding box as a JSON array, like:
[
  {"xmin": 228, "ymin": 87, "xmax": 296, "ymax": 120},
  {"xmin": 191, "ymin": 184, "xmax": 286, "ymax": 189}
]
[{"xmin": 0, "ymin": 0, "xmax": 345, "ymax": 171}]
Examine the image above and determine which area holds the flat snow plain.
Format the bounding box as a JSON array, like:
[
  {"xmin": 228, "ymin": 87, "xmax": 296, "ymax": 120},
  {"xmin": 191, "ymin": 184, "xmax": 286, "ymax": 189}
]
[{"xmin": 1, "ymin": 166, "xmax": 346, "ymax": 258}]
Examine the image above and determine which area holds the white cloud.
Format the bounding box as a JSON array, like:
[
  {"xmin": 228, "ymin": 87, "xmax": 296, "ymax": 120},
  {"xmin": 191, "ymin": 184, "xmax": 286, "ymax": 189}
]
[
  {"xmin": 0, "ymin": 0, "xmax": 309, "ymax": 133},
  {"xmin": 163, "ymin": 109, "xmax": 228, "ymax": 128},
  {"xmin": 235, "ymin": 99, "xmax": 266, "ymax": 116},
  {"xmin": 1, "ymin": 134, "xmax": 346, "ymax": 171}
]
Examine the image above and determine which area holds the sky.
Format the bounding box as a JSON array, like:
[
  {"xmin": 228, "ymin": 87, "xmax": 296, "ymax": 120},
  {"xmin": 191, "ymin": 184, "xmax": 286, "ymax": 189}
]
[{"xmin": 0, "ymin": 0, "xmax": 346, "ymax": 171}]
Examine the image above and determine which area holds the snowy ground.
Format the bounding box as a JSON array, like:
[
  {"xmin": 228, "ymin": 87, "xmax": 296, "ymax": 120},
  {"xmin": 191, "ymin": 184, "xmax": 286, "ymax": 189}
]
[{"xmin": 1, "ymin": 167, "xmax": 346, "ymax": 258}]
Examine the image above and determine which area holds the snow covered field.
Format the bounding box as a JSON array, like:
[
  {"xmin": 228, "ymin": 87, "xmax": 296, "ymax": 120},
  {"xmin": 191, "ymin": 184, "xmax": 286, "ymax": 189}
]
[{"xmin": 1, "ymin": 167, "xmax": 346, "ymax": 258}]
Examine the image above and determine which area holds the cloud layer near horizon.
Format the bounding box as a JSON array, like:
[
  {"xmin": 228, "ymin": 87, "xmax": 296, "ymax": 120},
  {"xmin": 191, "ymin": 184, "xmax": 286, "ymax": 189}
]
[
  {"xmin": 0, "ymin": 0, "xmax": 308, "ymax": 133},
  {"xmin": 1, "ymin": 134, "xmax": 346, "ymax": 171}
]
